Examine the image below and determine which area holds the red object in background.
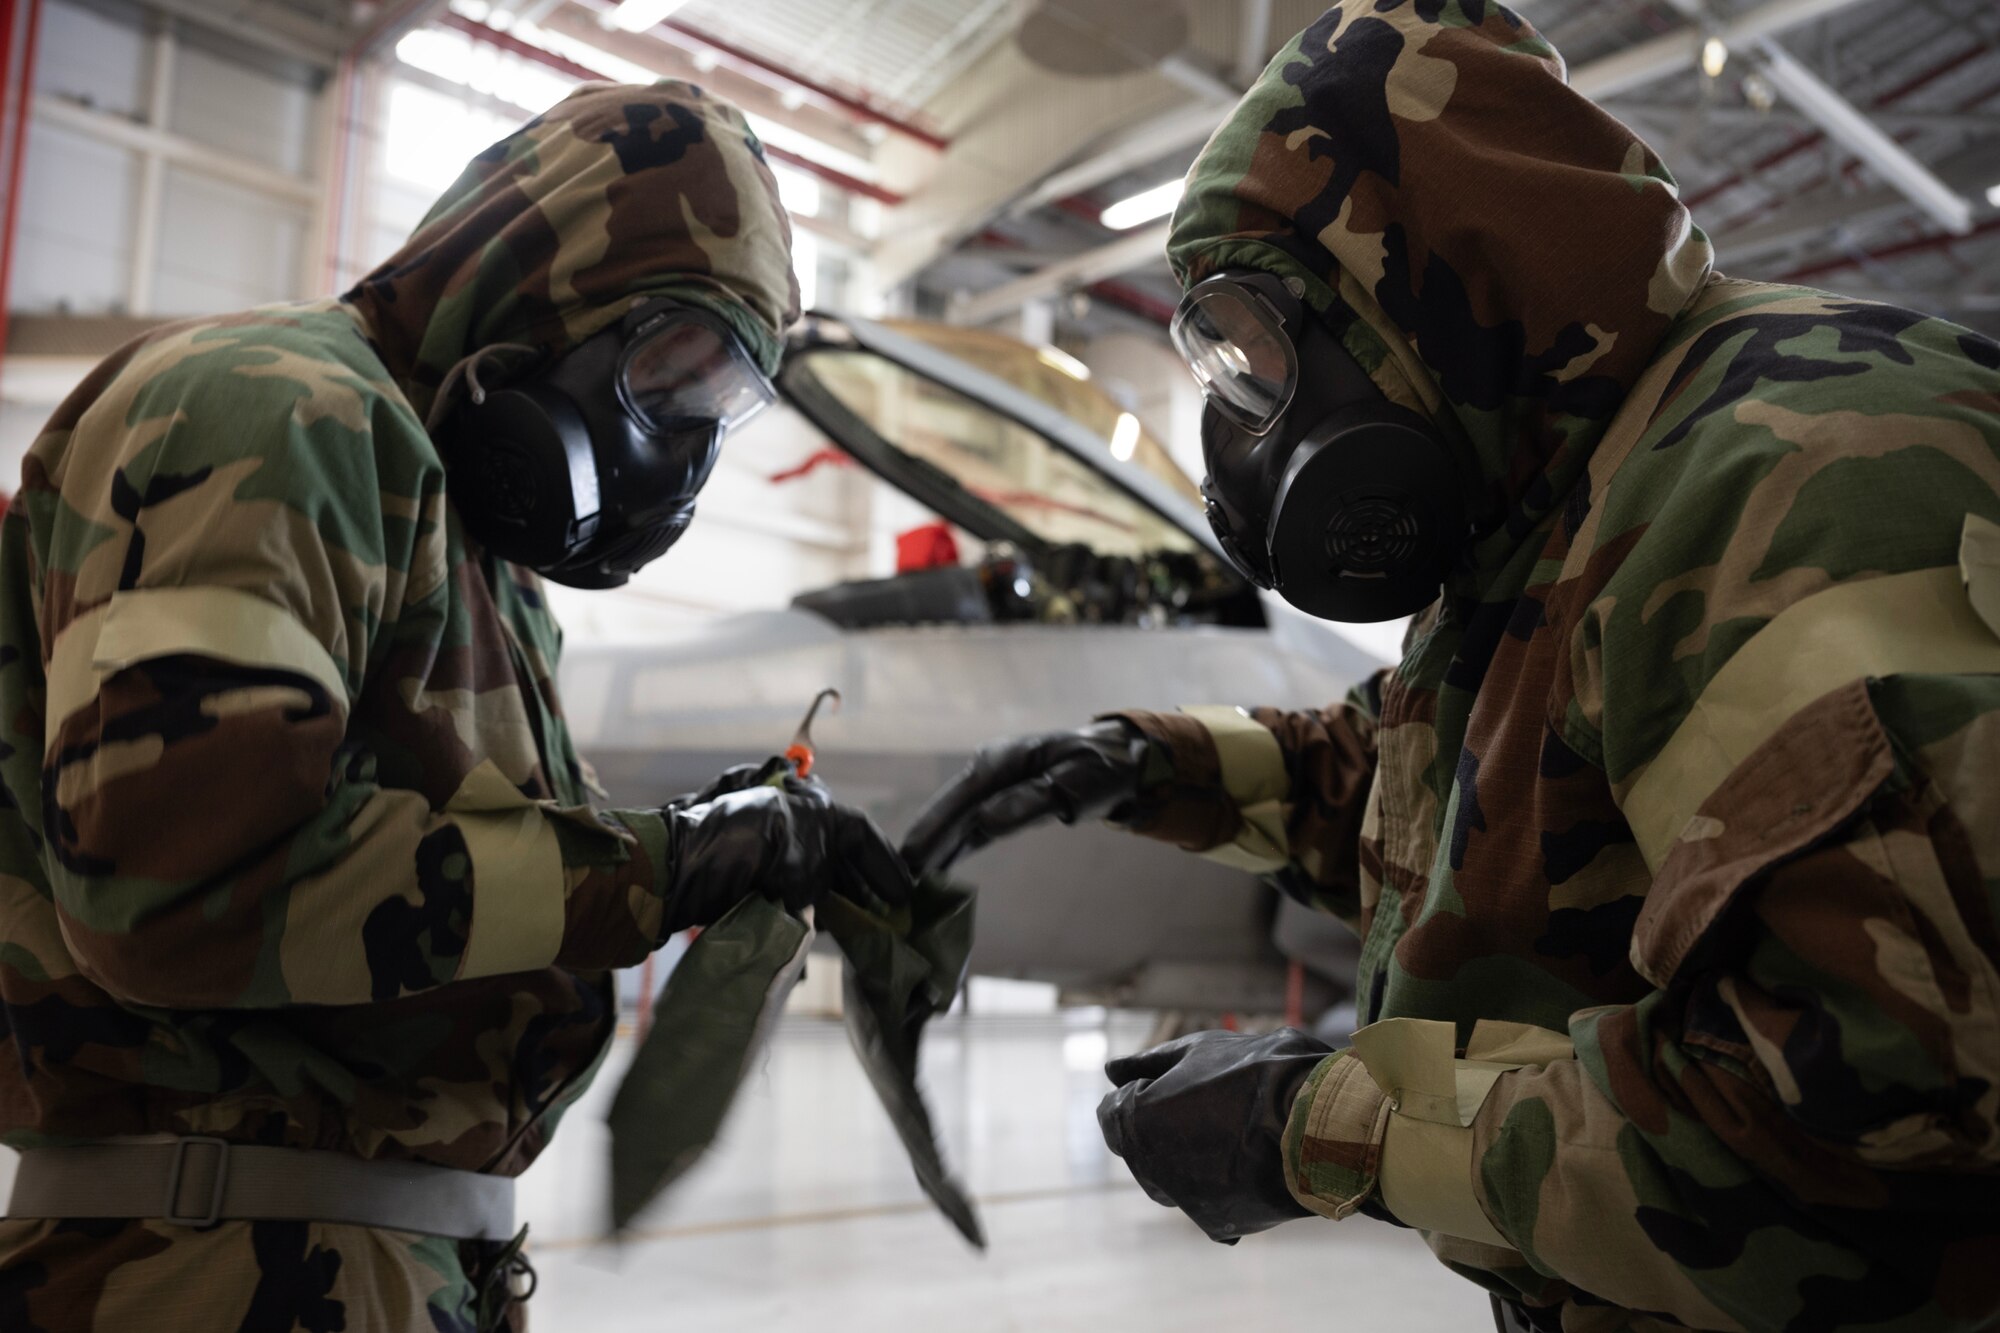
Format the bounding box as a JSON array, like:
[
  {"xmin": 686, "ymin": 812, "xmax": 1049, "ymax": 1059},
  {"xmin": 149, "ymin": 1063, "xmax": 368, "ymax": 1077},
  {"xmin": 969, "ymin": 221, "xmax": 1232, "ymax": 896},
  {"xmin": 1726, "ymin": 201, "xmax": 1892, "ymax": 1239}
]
[
  {"xmin": 636, "ymin": 952, "xmax": 654, "ymax": 1040},
  {"xmin": 768, "ymin": 447, "xmax": 853, "ymax": 484},
  {"xmin": 895, "ymin": 521, "xmax": 960, "ymax": 573},
  {"xmin": 0, "ymin": 0, "xmax": 45, "ymax": 400}
]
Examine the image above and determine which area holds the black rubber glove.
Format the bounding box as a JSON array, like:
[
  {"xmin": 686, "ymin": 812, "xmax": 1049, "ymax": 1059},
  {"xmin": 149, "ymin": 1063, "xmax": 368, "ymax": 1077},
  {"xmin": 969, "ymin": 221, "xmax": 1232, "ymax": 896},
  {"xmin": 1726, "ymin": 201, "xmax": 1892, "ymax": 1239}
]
[
  {"xmin": 1097, "ymin": 1028, "xmax": 1331, "ymax": 1244},
  {"xmin": 658, "ymin": 785, "xmax": 911, "ymax": 937},
  {"xmin": 902, "ymin": 720, "xmax": 1153, "ymax": 875}
]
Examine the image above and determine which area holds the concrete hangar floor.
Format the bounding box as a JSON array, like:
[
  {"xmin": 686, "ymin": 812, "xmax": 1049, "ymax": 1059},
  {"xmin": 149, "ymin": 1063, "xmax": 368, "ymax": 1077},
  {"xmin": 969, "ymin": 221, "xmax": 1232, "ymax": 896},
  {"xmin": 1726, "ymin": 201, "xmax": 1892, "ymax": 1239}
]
[{"xmin": 514, "ymin": 1009, "xmax": 1486, "ymax": 1331}]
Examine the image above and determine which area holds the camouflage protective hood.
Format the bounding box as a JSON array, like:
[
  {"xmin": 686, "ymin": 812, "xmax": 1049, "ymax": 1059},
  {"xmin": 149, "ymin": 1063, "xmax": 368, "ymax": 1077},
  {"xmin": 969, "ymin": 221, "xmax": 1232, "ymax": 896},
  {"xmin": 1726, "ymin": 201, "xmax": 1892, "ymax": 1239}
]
[
  {"xmin": 344, "ymin": 80, "xmax": 799, "ymax": 421},
  {"xmin": 1169, "ymin": 0, "xmax": 1714, "ymax": 569}
]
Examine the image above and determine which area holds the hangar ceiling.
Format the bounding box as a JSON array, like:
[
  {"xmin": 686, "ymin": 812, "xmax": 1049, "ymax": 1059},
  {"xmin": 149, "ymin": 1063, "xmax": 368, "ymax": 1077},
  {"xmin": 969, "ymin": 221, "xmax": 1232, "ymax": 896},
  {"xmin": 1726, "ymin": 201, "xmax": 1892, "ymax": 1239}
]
[
  {"xmin": 631, "ymin": 0, "xmax": 1021, "ymax": 110},
  {"xmin": 524, "ymin": 0, "xmax": 2000, "ymax": 335},
  {"xmin": 33, "ymin": 0, "xmax": 2000, "ymax": 338},
  {"xmin": 909, "ymin": 0, "xmax": 2000, "ymax": 338}
]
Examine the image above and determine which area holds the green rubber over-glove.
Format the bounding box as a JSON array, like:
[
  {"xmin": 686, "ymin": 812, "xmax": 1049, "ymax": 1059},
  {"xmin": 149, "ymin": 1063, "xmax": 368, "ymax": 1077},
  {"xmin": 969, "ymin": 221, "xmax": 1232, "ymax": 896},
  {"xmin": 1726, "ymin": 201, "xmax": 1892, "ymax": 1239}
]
[{"xmin": 606, "ymin": 894, "xmax": 811, "ymax": 1232}]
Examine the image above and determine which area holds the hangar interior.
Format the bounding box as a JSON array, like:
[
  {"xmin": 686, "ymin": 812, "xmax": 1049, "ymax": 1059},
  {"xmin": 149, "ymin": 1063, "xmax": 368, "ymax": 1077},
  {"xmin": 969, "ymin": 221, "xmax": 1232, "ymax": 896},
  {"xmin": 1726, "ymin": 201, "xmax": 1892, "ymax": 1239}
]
[{"xmin": 0, "ymin": 0, "xmax": 1993, "ymax": 1326}]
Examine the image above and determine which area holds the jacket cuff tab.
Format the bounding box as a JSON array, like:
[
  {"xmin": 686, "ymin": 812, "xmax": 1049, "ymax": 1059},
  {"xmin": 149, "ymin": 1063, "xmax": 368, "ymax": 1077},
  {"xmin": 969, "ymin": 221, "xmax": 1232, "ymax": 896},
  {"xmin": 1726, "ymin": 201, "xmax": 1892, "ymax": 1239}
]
[
  {"xmin": 450, "ymin": 760, "xmax": 564, "ymax": 979},
  {"xmin": 1288, "ymin": 1018, "xmax": 1573, "ymax": 1245},
  {"xmin": 1179, "ymin": 704, "xmax": 1291, "ymax": 872}
]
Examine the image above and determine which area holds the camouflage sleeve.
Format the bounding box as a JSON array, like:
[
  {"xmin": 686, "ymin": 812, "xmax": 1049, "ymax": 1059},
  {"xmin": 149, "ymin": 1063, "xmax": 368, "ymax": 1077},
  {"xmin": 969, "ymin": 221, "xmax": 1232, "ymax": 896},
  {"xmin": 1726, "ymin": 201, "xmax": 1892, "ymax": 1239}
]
[
  {"xmin": 33, "ymin": 358, "xmax": 668, "ymax": 1009},
  {"xmin": 1462, "ymin": 669, "xmax": 2000, "ymax": 1325},
  {"xmin": 44, "ymin": 646, "xmax": 668, "ymax": 1007},
  {"xmin": 1108, "ymin": 670, "xmax": 1382, "ymax": 923},
  {"xmin": 1281, "ymin": 575, "xmax": 2000, "ymax": 1322}
]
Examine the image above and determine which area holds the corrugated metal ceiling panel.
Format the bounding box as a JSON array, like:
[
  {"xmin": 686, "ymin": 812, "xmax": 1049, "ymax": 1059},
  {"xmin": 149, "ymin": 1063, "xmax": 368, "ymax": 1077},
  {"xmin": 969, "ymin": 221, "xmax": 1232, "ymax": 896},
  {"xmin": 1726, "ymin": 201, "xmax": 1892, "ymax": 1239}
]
[{"xmin": 669, "ymin": 0, "xmax": 1024, "ymax": 110}]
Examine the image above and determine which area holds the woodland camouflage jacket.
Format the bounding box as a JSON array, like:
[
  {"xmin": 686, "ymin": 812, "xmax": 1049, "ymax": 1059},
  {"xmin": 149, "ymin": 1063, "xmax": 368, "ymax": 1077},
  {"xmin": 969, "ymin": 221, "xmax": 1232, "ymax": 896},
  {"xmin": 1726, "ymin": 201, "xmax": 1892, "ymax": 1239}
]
[
  {"xmin": 1115, "ymin": 4, "xmax": 2000, "ymax": 1329},
  {"xmin": 0, "ymin": 81, "xmax": 796, "ymax": 1329}
]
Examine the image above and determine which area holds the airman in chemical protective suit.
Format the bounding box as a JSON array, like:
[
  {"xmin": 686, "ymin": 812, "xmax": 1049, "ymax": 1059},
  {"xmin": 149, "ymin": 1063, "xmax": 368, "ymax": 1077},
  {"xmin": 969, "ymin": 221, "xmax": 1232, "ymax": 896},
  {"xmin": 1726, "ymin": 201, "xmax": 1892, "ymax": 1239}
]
[
  {"xmin": 0, "ymin": 81, "xmax": 910, "ymax": 1331},
  {"xmin": 908, "ymin": 4, "xmax": 2000, "ymax": 1328}
]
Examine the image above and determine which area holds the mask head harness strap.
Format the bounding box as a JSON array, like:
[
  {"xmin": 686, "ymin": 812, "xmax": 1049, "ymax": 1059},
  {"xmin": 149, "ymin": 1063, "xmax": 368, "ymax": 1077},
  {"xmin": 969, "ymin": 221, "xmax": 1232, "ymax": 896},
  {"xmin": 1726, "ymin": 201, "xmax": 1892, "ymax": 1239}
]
[
  {"xmin": 435, "ymin": 298, "xmax": 774, "ymax": 589},
  {"xmin": 1172, "ymin": 269, "xmax": 1467, "ymax": 623}
]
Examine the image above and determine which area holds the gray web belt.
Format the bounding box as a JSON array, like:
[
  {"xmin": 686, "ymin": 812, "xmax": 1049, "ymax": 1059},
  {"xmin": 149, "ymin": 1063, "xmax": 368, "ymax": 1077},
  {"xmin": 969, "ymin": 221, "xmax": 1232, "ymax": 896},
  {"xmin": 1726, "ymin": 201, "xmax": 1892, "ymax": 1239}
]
[{"xmin": 5, "ymin": 1139, "xmax": 515, "ymax": 1240}]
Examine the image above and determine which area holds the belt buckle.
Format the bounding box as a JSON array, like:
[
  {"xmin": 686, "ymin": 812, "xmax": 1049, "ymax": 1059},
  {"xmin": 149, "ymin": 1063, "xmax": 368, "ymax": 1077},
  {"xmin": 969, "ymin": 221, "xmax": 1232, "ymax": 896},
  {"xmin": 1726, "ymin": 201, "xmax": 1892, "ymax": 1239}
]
[{"xmin": 164, "ymin": 1136, "xmax": 230, "ymax": 1227}]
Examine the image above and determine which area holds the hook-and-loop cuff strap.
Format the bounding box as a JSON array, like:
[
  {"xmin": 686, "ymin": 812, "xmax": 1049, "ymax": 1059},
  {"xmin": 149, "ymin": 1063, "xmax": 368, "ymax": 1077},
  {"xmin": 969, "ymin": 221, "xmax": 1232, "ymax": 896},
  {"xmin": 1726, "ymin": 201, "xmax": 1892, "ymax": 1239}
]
[
  {"xmin": 448, "ymin": 761, "xmax": 565, "ymax": 980},
  {"xmin": 1283, "ymin": 1018, "xmax": 1574, "ymax": 1245},
  {"xmin": 1177, "ymin": 704, "xmax": 1291, "ymax": 873}
]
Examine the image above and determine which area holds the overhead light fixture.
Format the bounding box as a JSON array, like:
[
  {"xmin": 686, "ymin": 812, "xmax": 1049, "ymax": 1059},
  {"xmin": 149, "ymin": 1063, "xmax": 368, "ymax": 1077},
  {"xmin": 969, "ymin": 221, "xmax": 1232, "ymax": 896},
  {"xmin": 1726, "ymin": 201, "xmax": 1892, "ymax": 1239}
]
[
  {"xmin": 608, "ymin": 0, "xmax": 693, "ymax": 32},
  {"xmin": 1036, "ymin": 345, "xmax": 1092, "ymax": 381},
  {"xmin": 1755, "ymin": 37, "xmax": 1973, "ymax": 235},
  {"xmin": 1701, "ymin": 36, "xmax": 1729, "ymax": 79},
  {"xmin": 1100, "ymin": 179, "xmax": 1184, "ymax": 231},
  {"xmin": 1741, "ymin": 71, "xmax": 1777, "ymax": 114},
  {"xmin": 1109, "ymin": 412, "xmax": 1141, "ymax": 462},
  {"xmin": 1987, "ymin": 183, "xmax": 2000, "ymax": 209}
]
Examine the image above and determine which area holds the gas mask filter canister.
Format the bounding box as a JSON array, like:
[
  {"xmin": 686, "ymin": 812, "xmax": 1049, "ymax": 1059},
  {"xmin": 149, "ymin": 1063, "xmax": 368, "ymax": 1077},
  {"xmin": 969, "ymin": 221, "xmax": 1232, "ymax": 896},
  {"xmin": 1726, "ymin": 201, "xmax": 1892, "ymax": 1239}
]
[
  {"xmin": 1171, "ymin": 270, "xmax": 1467, "ymax": 623},
  {"xmin": 437, "ymin": 300, "xmax": 776, "ymax": 589}
]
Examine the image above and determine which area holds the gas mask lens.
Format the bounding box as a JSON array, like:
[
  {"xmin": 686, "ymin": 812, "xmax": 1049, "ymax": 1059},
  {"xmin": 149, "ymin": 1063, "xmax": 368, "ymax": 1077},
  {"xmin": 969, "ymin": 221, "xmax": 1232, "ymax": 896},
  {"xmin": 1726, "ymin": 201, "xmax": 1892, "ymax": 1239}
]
[
  {"xmin": 617, "ymin": 312, "xmax": 776, "ymax": 439},
  {"xmin": 1170, "ymin": 285, "xmax": 1297, "ymax": 437}
]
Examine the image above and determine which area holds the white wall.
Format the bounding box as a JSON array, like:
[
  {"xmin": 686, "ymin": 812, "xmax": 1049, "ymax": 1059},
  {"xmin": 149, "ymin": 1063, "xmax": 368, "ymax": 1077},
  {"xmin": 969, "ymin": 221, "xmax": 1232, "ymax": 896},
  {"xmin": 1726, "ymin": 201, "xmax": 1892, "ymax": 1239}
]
[
  {"xmin": 15, "ymin": 2, "xmax": 321, "ymax": 319},
  {"xmin": 168, "ymin": 41, "xmax": 316, "ymax": 178},
  {"xmin": 14, "ymin": 2, "xmax": 147, "ymax": 315},
  {"xmin": 13, "ymin": 120, "xmax": 137, "ymax": 314},
  {"xmin": 3, "ymin": 6, "xmax": 898, "ymax": 636},
  {"xmin": 2, "ymin": 1, "xmax": 325, "ymax": 488},
  {"xmin": 153, "ymin": 168, "xmax": 308, "ymax": 313},
  {"xmin": 33, "ymin": 0, "xmax": 146, "ymax": 116}
]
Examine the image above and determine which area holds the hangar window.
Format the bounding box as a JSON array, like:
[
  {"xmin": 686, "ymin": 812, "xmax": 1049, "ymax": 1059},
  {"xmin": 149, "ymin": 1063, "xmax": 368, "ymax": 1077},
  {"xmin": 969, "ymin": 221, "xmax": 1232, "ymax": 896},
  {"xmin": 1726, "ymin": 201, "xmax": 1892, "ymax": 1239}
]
[{"xmin": 381, "ymin": 82, "xmax": 516, "ymax": 194}]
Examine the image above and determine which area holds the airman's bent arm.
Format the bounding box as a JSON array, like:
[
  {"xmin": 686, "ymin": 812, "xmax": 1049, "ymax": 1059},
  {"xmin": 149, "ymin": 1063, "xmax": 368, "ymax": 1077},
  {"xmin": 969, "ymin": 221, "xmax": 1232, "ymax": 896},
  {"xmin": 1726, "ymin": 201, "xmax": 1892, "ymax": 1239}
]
[
  {"xmin": 1284, "ymin": 668, "xmax": 2000, "ymax": 1328},
  {"xmin": 28, "ymin": 327, "xmax": 671, "ymax": 1010},
  {"xmin": 1108, "ymin": 669, "xmax": 1383, "ymax": 925}
]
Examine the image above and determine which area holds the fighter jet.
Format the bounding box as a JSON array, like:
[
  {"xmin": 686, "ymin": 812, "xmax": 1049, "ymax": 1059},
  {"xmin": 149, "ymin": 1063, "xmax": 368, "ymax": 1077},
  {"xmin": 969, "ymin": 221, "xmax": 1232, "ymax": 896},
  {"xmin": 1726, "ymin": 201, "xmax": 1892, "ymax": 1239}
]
[{"xmin": 559, "ymin": 313, "xmax": 1382, "ymax": 1018}]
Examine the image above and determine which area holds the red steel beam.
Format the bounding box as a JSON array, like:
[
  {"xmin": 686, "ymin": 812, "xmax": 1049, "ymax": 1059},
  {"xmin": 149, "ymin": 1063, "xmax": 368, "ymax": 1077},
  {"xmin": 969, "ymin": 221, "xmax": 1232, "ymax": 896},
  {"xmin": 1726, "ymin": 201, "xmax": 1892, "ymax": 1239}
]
[
  {"xmin": 440, "ymin": 10, "xmax": 604, "ymax": 81},
  {"xmin": 318, "ymin": 0, "xmax": 438, "ymax": 291},
  {"xmin": 568, "ymin": 0, "xmax": 946, "ymax": 151},
  {"xmin": 436, "ymin": 12, "xmax": 905, "ymax": 205},
  {"xmin": 1712, "ymin": 70, "xmax": 2000, "ymax": 237},
  {"xmin": 973, "ymin": 224, "xmax": 1175, "ymax": 325},
  {"xmin": 1683, "ymin": 38, "xmax": 1995, "ymax": 214},
  {"xmin": 352, "ymin": 0, "xmax": 447, "ymax": 58},
  {"xmin": 0, "ymin": 0, "xmax": 41, "ymax": 389},
  {"xmin": 0, "ymin": 0, "xmax": 13, "ymax": 148},
  {"xmin": 320, "ymin": 47, "xmax": 365, "ymax": 291},
  {"xmin": 1087, "ymin": 278, "xmax": 1174, "ymax": 326},
  {"xmin": 657, "ymin": 18, "xmax": 949, "ymax": 152},
  {"xmin": 761, "ymin": 142, "xmax": 901, "ymax": 206},
  {"xmin": 1779, "ymin": 214, "xmax": 2000, "ymax": 282}
]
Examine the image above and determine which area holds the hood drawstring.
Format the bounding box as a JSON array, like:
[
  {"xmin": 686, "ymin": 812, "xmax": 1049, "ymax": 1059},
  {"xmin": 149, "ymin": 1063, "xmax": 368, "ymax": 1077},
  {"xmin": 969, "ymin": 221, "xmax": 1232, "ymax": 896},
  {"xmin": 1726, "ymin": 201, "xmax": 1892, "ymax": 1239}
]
[{"xmin": 424, "ymin": 343, "xmax": 540, "ymax": 434}]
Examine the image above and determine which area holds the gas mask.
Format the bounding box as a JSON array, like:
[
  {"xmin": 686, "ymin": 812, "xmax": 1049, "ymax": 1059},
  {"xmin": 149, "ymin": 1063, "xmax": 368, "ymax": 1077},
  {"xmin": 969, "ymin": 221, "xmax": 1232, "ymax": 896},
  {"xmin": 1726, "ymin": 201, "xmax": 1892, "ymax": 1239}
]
[
  {"xmin": 1171, "ymin": 270, "xmax": 1468, "ymax": 623},
  {"xmin": 436, "ymin": 300, "xmax": 775, "ymax": 589}
]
